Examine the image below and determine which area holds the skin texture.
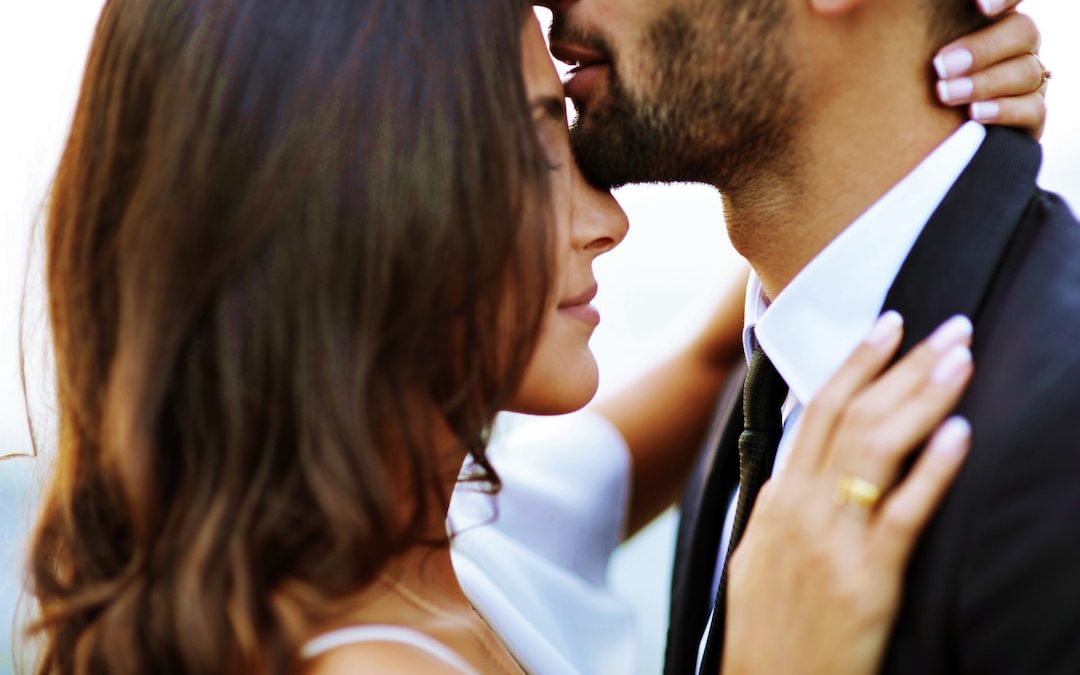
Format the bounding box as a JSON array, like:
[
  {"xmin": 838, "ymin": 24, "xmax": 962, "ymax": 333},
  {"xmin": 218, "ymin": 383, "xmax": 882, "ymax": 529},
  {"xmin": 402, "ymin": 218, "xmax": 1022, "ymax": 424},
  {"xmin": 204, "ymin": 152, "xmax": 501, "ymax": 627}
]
[
  {"xmin": 544, "ymin": 0, "xmax": 1046, "ymax": 175},
  {"xmin": 506, "ymin": 21, "xmax": 630, "ymax": 415},
  {"xmin": 543, "ymin": 0, "xmax": 1046, "ymax": 298},
  {"xmin": 550, "ymin": 0, "xmax": 799, "ymax": 191}
]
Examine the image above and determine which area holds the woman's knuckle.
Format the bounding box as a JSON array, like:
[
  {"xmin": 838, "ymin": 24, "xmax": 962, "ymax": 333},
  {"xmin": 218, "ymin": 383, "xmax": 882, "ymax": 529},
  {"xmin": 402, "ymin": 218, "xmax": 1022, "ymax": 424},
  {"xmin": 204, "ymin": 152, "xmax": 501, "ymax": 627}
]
[
  {"xmin": 865, "ymin": 434, "xmax": 899, "ymax": 464},
  {"xmin": 806, "ymin": 540, "xmax": 834, "ymax": 573},
  {"xmin": 757, "ymin": 480, "xmax": 780, "ymax": 504},
  {"xmin": 961, "ymin": 35, "xmax": 986, "ymax": 66},
  {"xmin": 881, "ymin": 506, "xmax": 916, "ymax": 538},
  {"xmin": 836, "ymin": 576, "xmax": 865, "ymax": 608},
  {"xmin": 835, "ymin": 412, "xmax": 862, "ymax": 443},
  {"xmin": 1035, "ymin": 94, "xmax": 1048, "ymax": 118},
  {"xmin": 1010, "ymin": 97, "xmax": 1042, "ymax": 128},
  {"xmin": 896, "ymin": 347, "xmax": 932, "ymax": 381},
  {"xmin": 808, "ymin": 390, "xmax": 842, "ymax": 419},
  {"xmin": 850, "ymin": 395, "xmax": 882, "ymax": 424},
  {"xmin": 1024, "ymin": 57, "xmax": 1044, "ymax": 87},
  {"xmin": 1017, "ymin": 13, "xmax": 1039, "ymax": 47},
  {"xmin": 853, "ymin": 340, "xmax": 882, "ymax": 363},
  {"xmin": 729, "ymin": 546, "xmax": 754, "ymax": 579},
  {"xmin": 767, "ymin": 480, "xmax": 804, "ymax": 516},
  {"xmin": 754, "ymin": 482, "xmax": 778, "ymax": 514},
  {"xmin": 917, "ymin": 343, "xmax": 946, "ymax": 371},
  {"xmin": 975, "ymin": 70, "xmax": 998, "ymax": 97}
]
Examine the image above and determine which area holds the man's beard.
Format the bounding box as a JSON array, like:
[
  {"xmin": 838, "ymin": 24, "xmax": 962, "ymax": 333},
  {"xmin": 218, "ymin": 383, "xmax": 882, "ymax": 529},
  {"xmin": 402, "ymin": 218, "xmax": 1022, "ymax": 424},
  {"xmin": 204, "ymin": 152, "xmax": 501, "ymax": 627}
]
[{"xmin": 560, "ymin": 0, "xmax": 800, "ymax": 192}]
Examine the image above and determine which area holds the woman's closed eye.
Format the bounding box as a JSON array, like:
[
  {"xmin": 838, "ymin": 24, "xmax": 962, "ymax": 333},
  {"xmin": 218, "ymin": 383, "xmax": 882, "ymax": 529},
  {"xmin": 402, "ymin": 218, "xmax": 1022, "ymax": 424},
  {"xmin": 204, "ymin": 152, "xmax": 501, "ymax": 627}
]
[{"xmin": 531, "ymin": 95, "xmax": 571, "ymax": 170}]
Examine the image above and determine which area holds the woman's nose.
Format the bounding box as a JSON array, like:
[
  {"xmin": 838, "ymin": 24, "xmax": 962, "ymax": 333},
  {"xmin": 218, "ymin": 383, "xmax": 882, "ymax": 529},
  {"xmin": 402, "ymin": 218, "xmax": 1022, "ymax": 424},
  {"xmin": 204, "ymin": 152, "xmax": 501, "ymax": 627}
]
[{"xmin": 571, "ymin": 181, "xmax": 629, "ymax": 257}]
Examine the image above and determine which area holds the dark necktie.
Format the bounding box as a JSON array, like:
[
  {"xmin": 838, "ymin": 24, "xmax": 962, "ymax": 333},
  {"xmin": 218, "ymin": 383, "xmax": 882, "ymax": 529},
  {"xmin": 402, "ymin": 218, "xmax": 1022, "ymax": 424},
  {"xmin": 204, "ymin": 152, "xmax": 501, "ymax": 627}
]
[{"xmin": 698, "ymin": 347, "xmax": 789, "ymax": 675}]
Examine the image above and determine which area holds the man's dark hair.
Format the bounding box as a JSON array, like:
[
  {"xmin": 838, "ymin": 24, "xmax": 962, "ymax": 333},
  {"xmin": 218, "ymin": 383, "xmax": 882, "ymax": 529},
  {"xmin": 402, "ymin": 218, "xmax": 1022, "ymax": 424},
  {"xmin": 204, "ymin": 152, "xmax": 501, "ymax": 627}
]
[{"xmin": 926, "ymin": 0, "xmax": 992, "ymax": 47}]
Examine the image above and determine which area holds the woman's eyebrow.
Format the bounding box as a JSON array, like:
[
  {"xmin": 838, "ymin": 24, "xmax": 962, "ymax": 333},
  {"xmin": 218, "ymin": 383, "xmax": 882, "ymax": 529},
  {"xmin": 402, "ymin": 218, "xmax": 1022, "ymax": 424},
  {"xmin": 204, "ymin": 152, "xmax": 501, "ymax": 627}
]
[{"xmin": 530, "ymin": 95, "xmax": 567, "ymax": 122}]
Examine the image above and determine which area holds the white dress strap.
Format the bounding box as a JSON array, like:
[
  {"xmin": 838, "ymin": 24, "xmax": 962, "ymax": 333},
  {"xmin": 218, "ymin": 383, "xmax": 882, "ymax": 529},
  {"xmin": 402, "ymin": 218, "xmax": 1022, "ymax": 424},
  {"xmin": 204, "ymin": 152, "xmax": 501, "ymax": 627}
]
[{"xmin": 301, "ymin": 625, "xmax": 480, "ymax": 675}]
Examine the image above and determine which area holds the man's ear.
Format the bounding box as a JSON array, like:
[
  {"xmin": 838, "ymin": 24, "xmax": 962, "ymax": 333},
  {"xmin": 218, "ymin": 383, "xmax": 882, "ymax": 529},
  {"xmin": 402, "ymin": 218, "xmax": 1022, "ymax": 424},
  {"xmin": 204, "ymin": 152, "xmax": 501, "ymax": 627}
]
[{"xmin": 808, "ymin": 0, "xmax": 867, "ymax": 17}]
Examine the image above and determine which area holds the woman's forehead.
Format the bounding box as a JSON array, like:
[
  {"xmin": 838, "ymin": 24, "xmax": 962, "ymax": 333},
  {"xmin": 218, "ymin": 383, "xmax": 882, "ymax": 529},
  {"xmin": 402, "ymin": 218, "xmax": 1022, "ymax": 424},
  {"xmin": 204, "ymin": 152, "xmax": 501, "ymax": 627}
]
[{"xmin": 521, "ymin": 14, "xmax": 564, "ymax": 102}]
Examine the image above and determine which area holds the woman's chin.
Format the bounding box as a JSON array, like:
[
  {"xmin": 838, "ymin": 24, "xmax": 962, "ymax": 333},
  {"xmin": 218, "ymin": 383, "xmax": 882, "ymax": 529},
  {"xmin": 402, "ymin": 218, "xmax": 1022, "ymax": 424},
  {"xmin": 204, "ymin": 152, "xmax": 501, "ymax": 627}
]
[{"xmin": 506, "ymin": 357, "xmax": 599, "ymax": 416}]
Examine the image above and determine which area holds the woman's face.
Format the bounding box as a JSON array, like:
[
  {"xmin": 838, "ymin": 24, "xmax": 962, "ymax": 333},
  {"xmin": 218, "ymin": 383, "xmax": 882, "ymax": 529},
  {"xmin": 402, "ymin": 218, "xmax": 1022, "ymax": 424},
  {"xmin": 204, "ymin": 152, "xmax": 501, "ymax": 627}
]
[{"xmin": 509, "ymin": 17, "xmax": 630, "ymax": 415}]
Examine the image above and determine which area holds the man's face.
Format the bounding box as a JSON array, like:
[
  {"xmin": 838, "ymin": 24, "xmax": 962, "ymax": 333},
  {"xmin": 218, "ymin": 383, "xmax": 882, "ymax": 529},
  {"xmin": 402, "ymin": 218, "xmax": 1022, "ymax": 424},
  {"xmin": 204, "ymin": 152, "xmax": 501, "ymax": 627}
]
[{"xmin": 547, "ymin": 0, "xmax": 802, "ymax": 191}]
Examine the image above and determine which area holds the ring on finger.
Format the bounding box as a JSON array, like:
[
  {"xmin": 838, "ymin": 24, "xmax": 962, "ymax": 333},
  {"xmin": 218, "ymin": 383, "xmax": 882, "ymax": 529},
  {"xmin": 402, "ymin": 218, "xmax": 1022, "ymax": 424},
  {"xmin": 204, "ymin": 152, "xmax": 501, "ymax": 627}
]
[
  {"xmin": 1031, "ymin": 52, "xmax": 1052, "ymax": 88},
  {"xmin": 834, "ymin": 474, "xmax": 883, "ymax": 512}
]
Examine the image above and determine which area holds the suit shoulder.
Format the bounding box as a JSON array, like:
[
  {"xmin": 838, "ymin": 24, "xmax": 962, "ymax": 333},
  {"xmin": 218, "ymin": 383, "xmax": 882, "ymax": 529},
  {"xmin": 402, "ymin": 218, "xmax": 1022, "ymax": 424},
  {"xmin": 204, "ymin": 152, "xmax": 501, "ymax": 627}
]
[
  {"xmin": 979, "ymin": 189, "xmax": 1080, "ymax": 347},
  {"xmin": 1032, "ymin": 186, "xmax": 1075, "ymax": 245}
]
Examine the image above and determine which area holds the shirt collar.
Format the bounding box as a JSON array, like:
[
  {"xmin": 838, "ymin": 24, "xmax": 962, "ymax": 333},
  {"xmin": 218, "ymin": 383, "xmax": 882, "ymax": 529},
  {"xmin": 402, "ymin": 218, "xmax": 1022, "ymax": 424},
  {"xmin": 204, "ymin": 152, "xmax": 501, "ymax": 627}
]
[{"xmin": 742, "ymin": 121, "xmax": 986, "ymax": 404}]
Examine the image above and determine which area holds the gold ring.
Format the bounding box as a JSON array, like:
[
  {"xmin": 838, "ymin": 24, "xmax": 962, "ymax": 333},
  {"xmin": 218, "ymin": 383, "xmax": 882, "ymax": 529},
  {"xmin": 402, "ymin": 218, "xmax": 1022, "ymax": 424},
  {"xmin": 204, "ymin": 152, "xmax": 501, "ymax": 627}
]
[
  {"xmin": 1032, "ymin": 52, "xmax": 1052, "ymax": 88},
  {"xmin": 835, "ymin": 474, "xmax": 883, "ymax": 512}
]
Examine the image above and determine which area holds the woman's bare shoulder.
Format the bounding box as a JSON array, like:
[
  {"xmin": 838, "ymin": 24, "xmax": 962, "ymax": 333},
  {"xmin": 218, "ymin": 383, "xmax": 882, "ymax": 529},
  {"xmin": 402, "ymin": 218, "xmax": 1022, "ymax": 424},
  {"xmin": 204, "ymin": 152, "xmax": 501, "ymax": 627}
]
[{"xmin": 305, "ymin": 641, "xmax": 469, "ymax": 675}]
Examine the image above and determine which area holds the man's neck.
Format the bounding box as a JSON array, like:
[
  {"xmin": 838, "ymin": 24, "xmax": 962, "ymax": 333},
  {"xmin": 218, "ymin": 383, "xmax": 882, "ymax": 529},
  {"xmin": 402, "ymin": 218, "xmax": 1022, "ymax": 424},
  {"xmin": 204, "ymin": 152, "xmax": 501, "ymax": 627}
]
[{"xmin": 723, "ymin": 63, "xmax": 967, "ymax": 301}]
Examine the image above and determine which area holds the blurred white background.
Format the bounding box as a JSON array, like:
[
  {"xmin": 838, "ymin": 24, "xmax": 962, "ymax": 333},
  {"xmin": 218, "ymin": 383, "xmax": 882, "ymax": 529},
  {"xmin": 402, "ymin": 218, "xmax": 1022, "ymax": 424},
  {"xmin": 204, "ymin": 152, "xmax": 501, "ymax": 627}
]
[{"xmin": 1, "ymin": 2, "xmax": 1077, "ymax": 673}]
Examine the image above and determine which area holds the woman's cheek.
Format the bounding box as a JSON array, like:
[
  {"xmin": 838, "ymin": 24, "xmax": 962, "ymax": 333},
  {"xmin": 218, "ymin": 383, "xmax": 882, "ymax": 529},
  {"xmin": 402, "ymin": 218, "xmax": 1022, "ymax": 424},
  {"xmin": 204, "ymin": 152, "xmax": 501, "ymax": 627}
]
[{"xmin": 508, "ymin": 317, "xmax": 599, "ymax": 415}]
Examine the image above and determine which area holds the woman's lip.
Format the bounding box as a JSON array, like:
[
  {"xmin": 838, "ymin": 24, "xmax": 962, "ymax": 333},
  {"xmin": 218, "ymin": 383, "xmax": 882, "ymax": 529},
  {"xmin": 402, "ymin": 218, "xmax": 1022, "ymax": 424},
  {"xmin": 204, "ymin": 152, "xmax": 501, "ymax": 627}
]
[
  {"xmin": 558, "ymin": 303, "xmax": 601, "ymax": 327},
  {"xmin": 558, "ymin": 283, "xmax": 601, "ymax": 326},
  {"xmin": 559, "ymin": 284, "xmax": 598, "ymax": 308}
]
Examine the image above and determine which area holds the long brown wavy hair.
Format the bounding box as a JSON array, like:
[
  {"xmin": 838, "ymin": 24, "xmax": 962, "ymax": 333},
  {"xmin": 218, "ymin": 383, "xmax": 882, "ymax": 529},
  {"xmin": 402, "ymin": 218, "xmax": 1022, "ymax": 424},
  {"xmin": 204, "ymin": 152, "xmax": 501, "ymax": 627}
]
[{"xmin": 26, "ymin": 0, "xmax": 553, "ymax": 672}]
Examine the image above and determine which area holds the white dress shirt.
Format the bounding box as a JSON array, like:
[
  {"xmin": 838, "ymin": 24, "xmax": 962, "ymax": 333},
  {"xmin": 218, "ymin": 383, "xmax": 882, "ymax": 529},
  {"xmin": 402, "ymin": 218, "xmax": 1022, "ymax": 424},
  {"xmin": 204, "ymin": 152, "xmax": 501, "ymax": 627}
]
[{"xmin": 696, "ymin": 121, "xmax": 987, "ymax": 670}]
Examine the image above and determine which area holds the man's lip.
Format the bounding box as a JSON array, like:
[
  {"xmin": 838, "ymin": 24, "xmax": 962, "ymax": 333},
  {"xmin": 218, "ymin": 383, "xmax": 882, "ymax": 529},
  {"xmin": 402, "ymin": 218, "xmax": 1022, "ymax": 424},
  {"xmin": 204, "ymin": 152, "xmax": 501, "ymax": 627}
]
[
  {"xmin": 558, "ymin": 283, "xmax": 598, "ymax": 308},
  {"xmin": 549, "ymin": 42, "xmax": 608, "ymax": 70},
  {"xmin": 564, "ymin": 62, "xmax": 609, "ymax": 101}
]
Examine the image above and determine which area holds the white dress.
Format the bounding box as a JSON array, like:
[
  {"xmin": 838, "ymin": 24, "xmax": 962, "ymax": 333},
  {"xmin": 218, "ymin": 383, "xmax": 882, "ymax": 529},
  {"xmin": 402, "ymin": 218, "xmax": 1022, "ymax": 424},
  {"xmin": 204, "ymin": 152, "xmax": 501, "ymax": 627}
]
[
  {"xmin": 302, "ymin": 625, "xmax": 481, "ymax": 674},
  {"xmin": 301, "ymin": 412, "xmax": 636, "ymax": 675},
  {"xmin": 449, "ymin": 411, "xmax": 637, "ymax": 675}
]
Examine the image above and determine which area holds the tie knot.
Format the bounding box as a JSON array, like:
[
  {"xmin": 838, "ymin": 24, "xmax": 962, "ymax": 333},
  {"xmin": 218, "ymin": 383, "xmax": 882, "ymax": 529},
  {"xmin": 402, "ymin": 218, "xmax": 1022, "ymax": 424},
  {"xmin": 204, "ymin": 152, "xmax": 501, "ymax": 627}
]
[{"xmin": 743, "ymin": 348, "xmax": 789, "ymax": 432}]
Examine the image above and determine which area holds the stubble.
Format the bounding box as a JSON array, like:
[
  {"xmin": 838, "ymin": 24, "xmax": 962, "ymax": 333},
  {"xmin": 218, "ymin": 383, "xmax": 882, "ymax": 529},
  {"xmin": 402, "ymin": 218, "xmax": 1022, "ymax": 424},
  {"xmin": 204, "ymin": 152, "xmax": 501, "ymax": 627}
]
[{"xmin": 566, "ymin": 0, "xmax": 802, "ymax": 193}]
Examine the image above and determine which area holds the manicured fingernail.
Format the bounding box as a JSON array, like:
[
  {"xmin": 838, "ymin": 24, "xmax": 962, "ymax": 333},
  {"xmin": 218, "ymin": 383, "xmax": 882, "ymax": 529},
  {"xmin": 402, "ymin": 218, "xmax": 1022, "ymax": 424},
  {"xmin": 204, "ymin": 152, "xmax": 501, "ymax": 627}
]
[
  {"xmin": 933, "ymin": 346, "xmax": 973, "ymax": 383},
  {"xmin": 970, "ymin": 101, "xmax": 1001, "ymax": 122},
  {"xmin": 937, "ymin": 77, "xmax": 974, "ymax": 104},
  {"xmin": 928, "ymin": 315, "xmax": 973, "ymax": 352},
  {"xmin": 932, "ymin": 417, "xmax": 972, "ymax": 456},
  {"xmin": 867, "ymin": 310, "xmax": 904, "ymax": 346},
  {"xmin": 934, "ymin": 48, "xmax": 974, "ymax": 79},
  {"xmin": 978, "ymin": 0, "xmax": 1004, "ymax": 16}
]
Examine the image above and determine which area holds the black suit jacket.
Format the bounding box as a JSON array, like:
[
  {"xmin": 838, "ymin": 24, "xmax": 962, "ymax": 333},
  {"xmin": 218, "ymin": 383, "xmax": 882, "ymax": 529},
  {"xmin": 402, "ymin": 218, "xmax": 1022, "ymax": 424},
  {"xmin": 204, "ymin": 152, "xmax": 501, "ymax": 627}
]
[{"xmin": 665, "ymin": 127, "xmax": 1080, "ymax": 675}]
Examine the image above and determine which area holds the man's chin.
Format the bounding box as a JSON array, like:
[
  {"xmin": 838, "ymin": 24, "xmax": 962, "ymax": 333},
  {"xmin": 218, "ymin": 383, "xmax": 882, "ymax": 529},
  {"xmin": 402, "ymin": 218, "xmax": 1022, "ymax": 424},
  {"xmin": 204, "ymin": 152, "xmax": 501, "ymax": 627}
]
[
  {"xmin": 570, "ymin": 119, "xmax": 672, "ymax": 190},
  {"xmin": 569, "ymin": 135, "xmax": 627, "ymax": 191}
]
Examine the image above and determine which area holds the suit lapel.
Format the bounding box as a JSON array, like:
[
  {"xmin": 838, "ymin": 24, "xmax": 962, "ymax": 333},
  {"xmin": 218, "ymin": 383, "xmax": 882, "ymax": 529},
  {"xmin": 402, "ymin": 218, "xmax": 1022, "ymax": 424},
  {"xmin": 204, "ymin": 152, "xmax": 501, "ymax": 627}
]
[
  {"xmin": 882, "ymin": 127, "xmax": 1042, "ymax": 351},
  {"xmin": 665, "ymin": 364, "xmax": 745, "ymax": 675}
]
